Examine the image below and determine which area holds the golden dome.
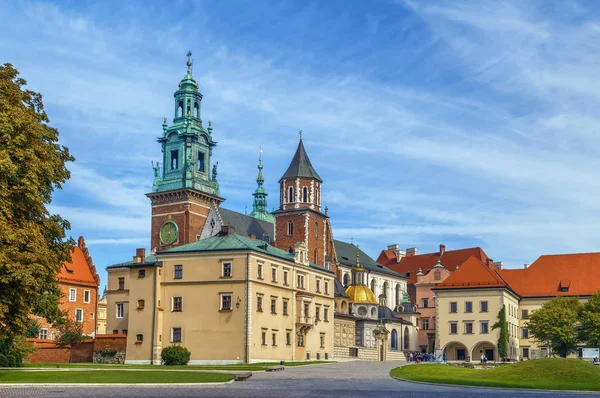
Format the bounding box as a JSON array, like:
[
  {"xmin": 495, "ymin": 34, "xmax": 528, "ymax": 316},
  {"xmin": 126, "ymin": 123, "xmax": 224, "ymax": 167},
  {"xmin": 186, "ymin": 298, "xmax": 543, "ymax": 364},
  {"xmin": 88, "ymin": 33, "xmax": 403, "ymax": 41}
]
[{"xmin": 345, "ymin": 285, "xmax": 378, "ymax": 304}]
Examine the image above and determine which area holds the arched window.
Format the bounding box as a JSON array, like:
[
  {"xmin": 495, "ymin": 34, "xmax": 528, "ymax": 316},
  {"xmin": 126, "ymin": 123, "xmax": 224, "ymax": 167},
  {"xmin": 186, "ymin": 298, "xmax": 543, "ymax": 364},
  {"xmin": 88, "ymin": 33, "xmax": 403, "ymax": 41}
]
[
  {"xmin": 302, "ymin": 187, "xmax": 308, "ymax": 202},
  {"xmin": 403, "ymin": 326, "xmax": 409, "ymax": 350},
  {"xmin": 371, "ymin": 307, "xmax": 377, "ymax": 318},
  {"xmin": 314, "ymin": 248, "xmax": 318, "ymax": 263},
  {"xmin": 383, "ymin": 281, "xmax": 389, "ymax": 302},
  {"xmin": 178, "ymin": 101, "xmax": 183, "ymax": 117},
  {"xmin": 288, "ymin": 187, "xmax": 294, "ymax": 203},
  {"xmin": 287, "ymin": 221, "xmax": 293, "ymax": 235},
  {"xmin": 194, "ymin": 102, "xmax": 199, "ymax": 118},
  {"xmin": 315, "ymin": 222, "xmax": 318, "ymax": 238},
  {"xmin": 343, "ymin": 273, "xmax": 350, "ymax": 287},
  {"xmin": 371, "ymin": 278, "xmax": 377, "ymax": 297},
  {"xmin": 391, "ymin": 329, "xmax": 398, "ymax": 351}
]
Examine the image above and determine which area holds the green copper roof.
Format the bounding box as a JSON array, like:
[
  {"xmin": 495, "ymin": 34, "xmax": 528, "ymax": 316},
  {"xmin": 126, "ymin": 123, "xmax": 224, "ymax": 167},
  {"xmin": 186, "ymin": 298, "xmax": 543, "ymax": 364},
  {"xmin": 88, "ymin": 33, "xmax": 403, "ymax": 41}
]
[
  {"xmin": 280, "ymin": 139, "xmax": 322, "ymax": 182},
  {"xmin": 334, "ymin": 240, "xmax": 405, "ymax": 278},
  {"xmin": 249, "ymin": 147, "xmax": 275, "ymax": 223},
  {"xmin": 107, "ymin": 254, "xmax": 158, "ymax": 269},
  {"xmin": 160, "ymin": 231, "xmax": 294, "ymax": 262}
]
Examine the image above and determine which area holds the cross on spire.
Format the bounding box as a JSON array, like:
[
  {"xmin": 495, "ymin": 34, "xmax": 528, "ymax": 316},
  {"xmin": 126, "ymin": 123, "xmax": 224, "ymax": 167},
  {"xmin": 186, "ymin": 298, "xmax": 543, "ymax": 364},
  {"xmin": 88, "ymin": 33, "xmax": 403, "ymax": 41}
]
[
  {"xmin": 259, "ymin": 146, "xmax": 263, "ymax": 163},
  {"xmin": 298, "ymin": 129, "xmax": 302, "ymax": 140},
  {"xmin": 186, "ymin": 51, "xmax": 193, "ymax": 73}
]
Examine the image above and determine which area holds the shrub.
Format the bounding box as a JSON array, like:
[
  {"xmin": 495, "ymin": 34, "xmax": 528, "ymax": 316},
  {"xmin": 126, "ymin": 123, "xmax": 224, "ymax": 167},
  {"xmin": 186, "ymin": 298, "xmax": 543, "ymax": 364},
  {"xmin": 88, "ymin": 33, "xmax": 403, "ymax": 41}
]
[
  {"xmin": 11, "ymin": 352, "xmax": 23, "ymax": 367},
  {"xmin": 0, "ymin": 354, "xmax": 8, "ymax": 367},
  {"xmin": 161, "ymin": 346, "xmax": 190, "ymax": 366},
  {"xmin": 6, "ymin": 354, "xmax": 16, "ymax": 367}
]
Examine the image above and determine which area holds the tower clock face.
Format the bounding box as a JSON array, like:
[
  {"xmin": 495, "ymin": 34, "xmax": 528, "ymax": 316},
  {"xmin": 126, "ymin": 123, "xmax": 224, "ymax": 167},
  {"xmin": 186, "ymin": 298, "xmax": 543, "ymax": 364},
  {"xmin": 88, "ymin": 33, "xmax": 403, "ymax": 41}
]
[{"xmin": 159, "ymin": 220, "xmax": 179, "ymax": 245}]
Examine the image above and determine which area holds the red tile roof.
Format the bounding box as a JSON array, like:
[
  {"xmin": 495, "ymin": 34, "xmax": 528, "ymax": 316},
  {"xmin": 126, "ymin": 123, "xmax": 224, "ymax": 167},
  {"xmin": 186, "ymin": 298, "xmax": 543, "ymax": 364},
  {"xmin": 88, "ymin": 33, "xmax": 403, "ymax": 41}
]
[
  {"xmin": 434, "ymin": 256, "xmax": 507, "ymax": 290},
  {"xmin": 499, "ymin": 253, "xmax": 600, "ymax": 297},
  {"xmin": 58, "ymin": 236, "xmax": 100, "ymax": 288},
  {"xmin": 378, "ymin": 247, "xmax": 490, "ymax": 284}
]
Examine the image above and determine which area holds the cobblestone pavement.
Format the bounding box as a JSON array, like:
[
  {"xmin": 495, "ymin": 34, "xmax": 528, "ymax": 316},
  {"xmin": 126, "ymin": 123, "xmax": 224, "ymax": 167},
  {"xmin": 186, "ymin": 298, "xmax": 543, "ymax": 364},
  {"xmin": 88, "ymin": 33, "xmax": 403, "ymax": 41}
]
[{"xmin": 1, "ymin": 361, "xmax": 598, "ymax": 397}]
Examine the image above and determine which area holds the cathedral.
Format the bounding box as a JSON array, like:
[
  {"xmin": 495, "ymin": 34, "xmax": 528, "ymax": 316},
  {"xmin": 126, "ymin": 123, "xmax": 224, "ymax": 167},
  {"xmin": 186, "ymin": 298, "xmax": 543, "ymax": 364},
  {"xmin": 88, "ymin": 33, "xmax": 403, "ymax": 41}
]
[{"xmin": 105, "ymin": 53, "xmax": 418, "ymax": 364}]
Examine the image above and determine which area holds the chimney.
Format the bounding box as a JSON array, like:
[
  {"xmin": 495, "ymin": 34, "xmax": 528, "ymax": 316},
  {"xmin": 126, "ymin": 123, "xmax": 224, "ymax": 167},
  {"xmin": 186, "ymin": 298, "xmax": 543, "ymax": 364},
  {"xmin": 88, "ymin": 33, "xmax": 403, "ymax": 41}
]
[
  {"xmin": 493, "ymin": 261, "xmax": 503, "ymax": 270},
  {"xmin": 133, "ymin": 248, "xmax": 146, "ymax": 264},
  {"xmin": 486, "ymin": 258, "xmax": 494, "ymax": 267},
  {"xmin": 406, "ymin": 247, "xmax": 417, "ymax": 256},
  {"xmin": 221, "ymin": 225, "xmax": 230, "ymax": 235},
  {"xmin": 439, "ymin": 244, "xmax": 446, "ymax": 255},
  {"xmin": 248, "ymin": 234, "xmax": 256, "ymax": 239},
  {"xmin": 524, "ymin": 263, "xmax": 530, "ymax": 269},
  {"xmin": 387, "ymin": 244, "xmax": 405, "ymax": 263}
]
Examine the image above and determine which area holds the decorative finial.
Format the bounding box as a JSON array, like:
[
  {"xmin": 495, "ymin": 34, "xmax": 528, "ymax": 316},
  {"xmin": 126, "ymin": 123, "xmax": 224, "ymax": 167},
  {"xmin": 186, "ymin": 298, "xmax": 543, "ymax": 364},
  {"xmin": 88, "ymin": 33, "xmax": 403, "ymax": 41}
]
[
  {"xmin": 325, "ymin": 206, "xmax": 328, "ymax": 216},
  {"xmin": 355, "ymin": 244, "xmax": 360, "ymax": 267},
  {"xmin": 163, "ymin": 117, "xmax": 167, "ymax": 123},
  {"xmin": 258, "ymin": 146, "xmax": 263, "ymax": 169},
  {"xmin": 186, "ymin": 50, "xmax": 193, "ymax": 73},
  {"xmin": 209, "ymin": 120, "xmax": 212, "ymax": 127},
  {"xmin": 298, "ymin": 129, "xmax": 302, "ymax": 140}
]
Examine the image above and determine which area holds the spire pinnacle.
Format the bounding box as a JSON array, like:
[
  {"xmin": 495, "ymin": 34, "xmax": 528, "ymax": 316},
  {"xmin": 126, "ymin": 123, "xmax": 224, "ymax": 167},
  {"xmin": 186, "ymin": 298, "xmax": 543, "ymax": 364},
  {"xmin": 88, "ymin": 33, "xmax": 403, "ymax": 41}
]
[
  {"xmin": 298, "ymin": 129, "xmax": 302, "ymax": 140},
  {"xmin": 186, "ymin": 51, "xmax": 193, "ymax": 74},
  {"xmin": 248, "ymin": 146, "xmax": 274, "ymax": 223}
]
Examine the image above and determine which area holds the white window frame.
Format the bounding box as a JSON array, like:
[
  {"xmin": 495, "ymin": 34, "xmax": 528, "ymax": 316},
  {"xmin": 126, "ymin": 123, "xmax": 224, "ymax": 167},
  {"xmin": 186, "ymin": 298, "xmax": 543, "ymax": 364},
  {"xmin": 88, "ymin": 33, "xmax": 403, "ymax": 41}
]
[
  {"xmin": 172, "ymin": 296, "xmax": 183, "ymax": 312},
  {"xmin": 220, "ymin": 293, "xmax": 232, "ymax": 311},
  {"xmin": 297, "ymin": 274, "xmax": 305, "ymax": 289},
  {"xmin": 69, "ymin": 288, "xmax": 76, "ymax": 302},
  {"xmin": 116, "ymin": 302, "xmax": 124, "ymax": 318},
  {"xmin": 171, "ymin": 327, "xmax": 182, "ymax": 343},
  {"xmin": 84, "ymin": 290, "xmax": 91, "ymax": 304},
  {"xmin": 75, "ymin": 308, "xmax": 84, "ymax": 323},
  {"xmin": 222, "ymin": 262, "xmax": 232, "ymax": 277},
  {"xmin": 39, "ymin": 328, "xmax": 48, "ymax": 340}
]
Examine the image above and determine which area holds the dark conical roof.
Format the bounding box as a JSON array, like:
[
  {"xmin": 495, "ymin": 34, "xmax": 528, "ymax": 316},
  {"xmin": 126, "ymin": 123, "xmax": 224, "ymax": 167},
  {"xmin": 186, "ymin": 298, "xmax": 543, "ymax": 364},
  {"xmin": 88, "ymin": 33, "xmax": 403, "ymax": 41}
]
[{"xmin": 280, "ymin": 139, "xmax": 322, "ymax": 182}]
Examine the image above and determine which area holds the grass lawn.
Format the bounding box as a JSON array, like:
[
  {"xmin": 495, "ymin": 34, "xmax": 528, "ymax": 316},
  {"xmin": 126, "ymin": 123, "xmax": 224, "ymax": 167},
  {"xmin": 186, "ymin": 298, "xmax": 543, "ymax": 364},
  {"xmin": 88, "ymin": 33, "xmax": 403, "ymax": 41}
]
[
  {"xmin": 391, "ymin": 358, "xmax": 600, "ymax": 391},
  {"xmin": 23, "ymin": 360, "xmax": 331, "ymax": 371},
  {"xmin": 0, "ymin": 370, "xmax": 234, "ymax": 384}
]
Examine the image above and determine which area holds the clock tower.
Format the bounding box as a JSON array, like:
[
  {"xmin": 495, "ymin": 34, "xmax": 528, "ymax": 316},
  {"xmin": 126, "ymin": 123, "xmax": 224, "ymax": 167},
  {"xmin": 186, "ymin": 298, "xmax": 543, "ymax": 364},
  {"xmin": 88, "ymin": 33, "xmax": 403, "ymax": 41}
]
[{"xmin": 147, "ymin": 52, "xmax": 224, "ymax": 251}]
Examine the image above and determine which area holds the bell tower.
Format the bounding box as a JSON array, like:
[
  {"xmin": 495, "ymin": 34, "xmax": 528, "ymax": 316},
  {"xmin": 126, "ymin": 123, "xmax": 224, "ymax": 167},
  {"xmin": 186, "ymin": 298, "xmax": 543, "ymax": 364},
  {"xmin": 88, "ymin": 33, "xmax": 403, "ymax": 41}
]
[
  {"xmin": 147, "ymin": 52, "xmax": 224, "ymax": 251},
  {"xmin": 273, "ymin": 134, "xmax": 336, "ymax": 273}
]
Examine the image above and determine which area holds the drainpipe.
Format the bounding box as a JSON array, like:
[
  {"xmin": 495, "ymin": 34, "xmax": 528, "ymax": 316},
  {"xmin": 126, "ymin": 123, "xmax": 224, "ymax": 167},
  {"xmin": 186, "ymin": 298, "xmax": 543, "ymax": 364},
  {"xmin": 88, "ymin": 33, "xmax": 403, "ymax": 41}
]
[
  {"xmin": 150, "ymin": 264, "xmax": 157, "ymax": 365},
  {"xmin": 245, "ymin": 253, "xmax": 250, "ymax": 364}
]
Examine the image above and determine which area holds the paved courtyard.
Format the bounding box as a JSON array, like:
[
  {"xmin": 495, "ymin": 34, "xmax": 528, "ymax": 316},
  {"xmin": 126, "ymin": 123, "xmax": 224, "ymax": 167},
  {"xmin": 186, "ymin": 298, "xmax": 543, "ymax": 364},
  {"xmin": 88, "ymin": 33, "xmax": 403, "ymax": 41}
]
[{"xmin": 1, "ymin": 361, "xmax": 598, "ymax": 397}]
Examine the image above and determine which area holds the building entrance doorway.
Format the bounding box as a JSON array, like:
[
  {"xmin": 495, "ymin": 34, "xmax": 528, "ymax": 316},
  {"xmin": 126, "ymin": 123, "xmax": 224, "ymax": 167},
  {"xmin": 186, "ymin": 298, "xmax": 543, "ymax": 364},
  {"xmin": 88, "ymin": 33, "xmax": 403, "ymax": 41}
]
[
  {"xmin": 456, "ymin": 348, "xmax": 466, "ymax": 361},
  {"xmin": 485, "ymin": 348, "xmax": 494, "ymax": 361}
]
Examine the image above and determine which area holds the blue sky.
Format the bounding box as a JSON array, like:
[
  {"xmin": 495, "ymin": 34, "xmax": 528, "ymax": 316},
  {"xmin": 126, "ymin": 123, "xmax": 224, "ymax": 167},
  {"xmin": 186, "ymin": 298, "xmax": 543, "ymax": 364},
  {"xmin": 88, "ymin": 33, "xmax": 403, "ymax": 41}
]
[{"xmin": 3, "ymin": 0, "xmax": 600, "ymax": 290}]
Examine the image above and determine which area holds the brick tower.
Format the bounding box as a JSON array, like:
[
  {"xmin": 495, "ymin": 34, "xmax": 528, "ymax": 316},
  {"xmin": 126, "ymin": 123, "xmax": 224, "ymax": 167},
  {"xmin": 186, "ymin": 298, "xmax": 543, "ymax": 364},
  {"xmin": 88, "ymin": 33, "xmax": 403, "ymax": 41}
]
[
  {"xmin": 273, "ymin": 135, "xmax": 336, "ymax": 272},
  {"xmin": 147, "ymin": 52, "xmax": 224, "ymax": 251}
]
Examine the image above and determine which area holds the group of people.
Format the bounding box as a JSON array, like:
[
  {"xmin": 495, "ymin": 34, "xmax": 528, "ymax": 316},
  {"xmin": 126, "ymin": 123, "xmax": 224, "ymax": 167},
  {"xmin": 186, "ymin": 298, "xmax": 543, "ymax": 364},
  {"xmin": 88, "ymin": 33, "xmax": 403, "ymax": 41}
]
[{"xmin": 407, "ymin": 352, "xmax": 443, "ymax": 363}]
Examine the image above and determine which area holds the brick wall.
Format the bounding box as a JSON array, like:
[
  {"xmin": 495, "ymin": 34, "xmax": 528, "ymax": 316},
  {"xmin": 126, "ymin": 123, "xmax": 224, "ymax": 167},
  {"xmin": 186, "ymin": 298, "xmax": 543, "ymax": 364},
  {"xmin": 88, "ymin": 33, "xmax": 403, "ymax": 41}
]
[
  {"xmin": 70, "ymin": 341, "xmax": 94, "ymax": 363},
  {"xmin": 37, "ymin": 283, "xmax": 98, "ymax": 337},
  {"xmin": 94, "ymin": 334, "xmax": 127, "ymax": 351},
  {"xmin": 26, "ymin": 347, "xmax": 71, "ymax": 363}
]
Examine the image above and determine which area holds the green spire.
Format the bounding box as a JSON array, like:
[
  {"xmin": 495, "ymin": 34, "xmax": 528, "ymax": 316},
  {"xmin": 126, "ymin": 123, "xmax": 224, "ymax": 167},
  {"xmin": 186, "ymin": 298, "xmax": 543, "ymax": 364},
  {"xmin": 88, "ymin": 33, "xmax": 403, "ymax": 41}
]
[
  {"xmin": 249, "ymin": 146, "xmax": 274, "ymax": 223},
  {"xmin": 152, "ymin": 52, "xmax": 219, "ymax": 196},
  {"xmin": 402, "ymin": 291, "xmax": 411, "ymax": 305},
  {"xmin": 433, "ymin": 258, "xmax": 444, "ymax": 268}
]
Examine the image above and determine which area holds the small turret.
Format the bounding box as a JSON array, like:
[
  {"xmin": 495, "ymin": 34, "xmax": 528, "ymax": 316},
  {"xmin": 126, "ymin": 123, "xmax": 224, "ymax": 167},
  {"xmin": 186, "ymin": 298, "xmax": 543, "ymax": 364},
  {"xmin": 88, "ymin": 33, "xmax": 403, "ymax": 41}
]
[{"xmin": 249, "ymin": 146, "xmax": 275, "ymax": 223}]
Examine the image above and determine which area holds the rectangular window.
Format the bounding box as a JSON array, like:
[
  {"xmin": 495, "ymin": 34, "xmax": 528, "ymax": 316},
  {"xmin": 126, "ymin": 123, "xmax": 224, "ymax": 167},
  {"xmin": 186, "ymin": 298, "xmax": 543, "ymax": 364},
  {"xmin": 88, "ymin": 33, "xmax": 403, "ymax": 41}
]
[
  {"xmin": 123, "ymin": 329, "xmax": 128, "ymax": 336},
  {"xmin": 222, "ymin": 262, "xmax": 232, "ymax": 277},
  {"xmin": 324, "ymin": 281, "xmax": 329, "ymax": 295},
  {"xmin": 297, "ymin": 274, "xmax": 305, "ymax": 289},
  {"xmin": 297, "ymin": 333, "xmax": 305, "ymax": 347},
  {"xmin": 320, "ymin": 333, "xmax": 325, "ymax": 348},
  {"xmin": 522, "ymin": 309, "xmax": 529, "ymax": 319},
  {"xmin": 450, "ymin": 302, "xmax": 457, "ymax": 313},
  {"xmin": 39, "ymin": 329, "xmax": 48, "ymax": 340},
  {"xmin": 272, "ymin": 332, "xmax": 277, "ymax": 346},
  {"xmin": 137, "ymin": 299, "xmax": 145, "ymax": 309},
  {"xmin": 257, "ymin": 296, "xmax": 263, "ymax": 312},
  {"xmin": 283, "ymin": 300, "xmax": 288, "ymax": 315},
  {"xmin": 84, "ymin": 290, "xmax": 91, "ymax": 304},
  {"xmin": 450, "ymin": 323, "xmax": 457, "ymax": 334},
  {"xmin": 522, "ymin": 328, "xmax": 529, "ymax": 339},
  {"xmin": 283, "ymin": 270, "xmax": 289, "ymax": 285},
  {"xmin": 522, "ymin": 348, "xmax": 529, "ymax": 358},
  {"xmin": 481, "ymin": 321, "xmax": 489, "ymax": 334},
  {"xmin": 324, "ymin": 307, "xmax": 329, "ymax": 322},
  {"xmin": 171, "ymin": 149, "xmax": 179, "ymax": 170},
  {"xmin": 271, "ymin": 268, "xmax": 277, "ymax": 283},
  {"xmin": 136, "ymin": 334, "xmax": 143, "ymax": 342},
  {"xmin": 69, "ymin": 288, "xmax": 76, "ymax": 302},
  {"xmin": 286, "ymin": 330, "xmax": 292, "ymax": 345},
  {"xmin": 422, "ymin": 298, "xmax": 428, "ymax": 308},
  {"xmin": 316, "ymin": 307, "xmax": 321, "ymax": 321},
  {"xmin": 113, "ymin": 330, "xmax": 118, "ymax": 334},
  {"xmin": 197, "ymin": 151, "xmax": 205, "ymax": 172},
  {"xmin": 271, "ymin": 298, "xmax": 277, "ymax": 314},
  {"xmin": 480, "ymin": 301, "xmax": 488, "ymax": 312},
  {"xmin": 316, "ymin": 280, "xmax": 321, "ymax": 293},
  {"xmin": 138, "ymin": 269, "xmax": 146, "ymax": 278},
  {"xmin": 465, "ymin": 301, "xmax": 473, "ymax": 313},
  {"xmin": 221, "ymin": 294, "xmax": 232, "ymax": 311},
  {"xmin": 172, "ymin": 297, "xmax": 182, "ymax": 312},
  {"xmin": 261, "ymin": 330, "xmax": 267, "ymax": 345},
  {"xmin": 465, "ymin": 322, "xmax": 473, "ymax": 334},
  {"xmin": 174, "ymin": 265, "xmax": 183, "ymax": 279},
  {"xmin": 75, "ymin": 309, "xmax": 83, "ymax": 323},
  {"xmin": 257, "ymin": 263, "xmax": 263, "ymax": 279},
  {"xmin": 118, "ymin": 278, "xmax": 125, "ymax": 290},
  {"xmin": 172, "ymin": 327, "xmax": 182, "ymax": 343},
  {"xmin": 422, "ymin": 319, "xmax": 429, "ymax": 330},
  {"xmin": 116, "ymin": 303, "xmax": 124, "ymax": 318}
]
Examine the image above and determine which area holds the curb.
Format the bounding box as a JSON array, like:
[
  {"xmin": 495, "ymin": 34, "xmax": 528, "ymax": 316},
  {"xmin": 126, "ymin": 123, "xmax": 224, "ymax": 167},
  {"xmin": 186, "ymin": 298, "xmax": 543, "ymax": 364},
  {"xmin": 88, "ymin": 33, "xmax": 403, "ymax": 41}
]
[
  {"xmin": 0, "ymin": 379, "xmax": 235, "ymax": 388},
  {"xmin": 389, "ymin": 374, "xmax": 600, "ymax": 395}
]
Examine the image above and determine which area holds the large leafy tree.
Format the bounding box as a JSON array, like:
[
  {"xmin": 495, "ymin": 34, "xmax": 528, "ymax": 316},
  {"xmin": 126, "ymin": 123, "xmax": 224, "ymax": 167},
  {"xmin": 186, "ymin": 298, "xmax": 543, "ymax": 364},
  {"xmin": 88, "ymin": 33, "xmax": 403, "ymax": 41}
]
[
  {"xmin": 580, "ymin": 291, "xmax": 600, "ymax": 348},
  {"xmin": 492, "ymin": 305, "xmax": 508, "ymax": 359},
  {"xmin": 0, "ymin": 63, "xmax": 74, "ymax": 339},
  {"xmin": 527, "ymin": 296, "xmax": 582, "ymax": 357}
]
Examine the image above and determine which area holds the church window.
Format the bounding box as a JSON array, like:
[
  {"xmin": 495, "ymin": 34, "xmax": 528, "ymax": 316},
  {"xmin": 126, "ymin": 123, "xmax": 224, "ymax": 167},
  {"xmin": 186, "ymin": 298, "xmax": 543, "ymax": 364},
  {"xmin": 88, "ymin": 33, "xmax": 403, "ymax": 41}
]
[
  {"xmin": 288, "ymin": 187, "xmax": 294, "ymax": 203},
  {"xmin": 371, "ymin": 307, "xmax": 377, "ymax": 318},
  {"xmin": 370, "ymin": 279, "xmax": 377, "ymax": 297},
  {"xmin": 314, "ymin": 249, "xmax": 318, "ymax": 264},
  {"xmin": 302, "ymin": 187, "xmax": 308, "ymax": 202},
  {"xmin": 395, "ymin": 285, "xmax": 401, "ymax": 308},
  {"xmin": 178, "ymin": 101, "xmax": 183, "ymax": 117},
  {"xmin": 403, "ymin": 327, "xmax": 409, "ymax": 350},
  {"xmin": 315, "ymin": 222, "xmax": 318, "ymax": 238},
  {"xmin": 170, "ymin": 150, "xmax": 179, "ymax": 170},
  {"xmin": 287, "ymin": 221, "xmax": 293, "ymax": 235},
  {"xmin": 391, "ymin": 329, "xmax": 398, "ymax": 351},
  {"xmin": 194, "ymin": 102, "xmax": 199, "ymax": 118},
  {"xmin": 197, "ymin": 152, "xmax": 205, "ymax": 172},
  {"xmin": 343, "ymin": 273, "xmax": 349, "ymax": 287}
]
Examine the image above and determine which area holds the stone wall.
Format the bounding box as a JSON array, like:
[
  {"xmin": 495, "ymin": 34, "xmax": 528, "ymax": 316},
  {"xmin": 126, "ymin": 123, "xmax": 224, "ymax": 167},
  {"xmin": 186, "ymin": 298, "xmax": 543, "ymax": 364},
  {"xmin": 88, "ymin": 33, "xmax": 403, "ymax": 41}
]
[{"xmin": 93, "ymin": 350, "xmax": 126, "ymax": 364}]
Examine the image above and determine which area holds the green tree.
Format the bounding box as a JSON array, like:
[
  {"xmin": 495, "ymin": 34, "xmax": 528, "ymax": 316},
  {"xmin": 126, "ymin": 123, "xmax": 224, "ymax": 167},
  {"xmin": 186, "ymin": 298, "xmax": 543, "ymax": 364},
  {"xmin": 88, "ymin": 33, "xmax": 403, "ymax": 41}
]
[
  {"xmin": 0, "ymin": 63, "xmax": 74, "ymax": 339},
  {"xmin": 579, "ymin": 291, "xmax": 600, "ymax": 348},
  {"xmin": 492, "ymin": 305, "xmax": 508, "ymax": 359},
  {"xmin": 56, "ymin": 319, "xmax": 87, "ymax": 346},
  {"xmin": 527, "ymin": 296, "xmax": 582, "ymax": 357}
]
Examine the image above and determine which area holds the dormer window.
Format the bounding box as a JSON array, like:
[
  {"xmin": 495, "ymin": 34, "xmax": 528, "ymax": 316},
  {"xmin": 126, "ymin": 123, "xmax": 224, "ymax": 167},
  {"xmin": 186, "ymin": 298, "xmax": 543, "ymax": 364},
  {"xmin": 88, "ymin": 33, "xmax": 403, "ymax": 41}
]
[
  {"xmin": 197, "ymin": 152, "xmax": 205, "ymax": 172},
  {"xmin": 559, "ymin": 279, "xmax": 570, "ymax": 292},
  {"xmin": 171, "ymin": 150, "xmax": 179, "ymax": 170}
]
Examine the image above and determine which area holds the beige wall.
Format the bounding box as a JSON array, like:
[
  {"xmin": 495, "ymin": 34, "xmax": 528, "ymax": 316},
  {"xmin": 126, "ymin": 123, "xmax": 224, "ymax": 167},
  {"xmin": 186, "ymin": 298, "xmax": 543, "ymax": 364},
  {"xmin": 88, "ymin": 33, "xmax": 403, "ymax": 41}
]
[
  {"xmin": 97, "ymin": 300, "xmax": 107, "ymax": 335},
  {"xmin": 106, "ymin": 268, "xmax": 130, "ymax": 335},
  {"xmin": 436, "ymin": 288, "xmax": 520, "ymax": 361}
]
